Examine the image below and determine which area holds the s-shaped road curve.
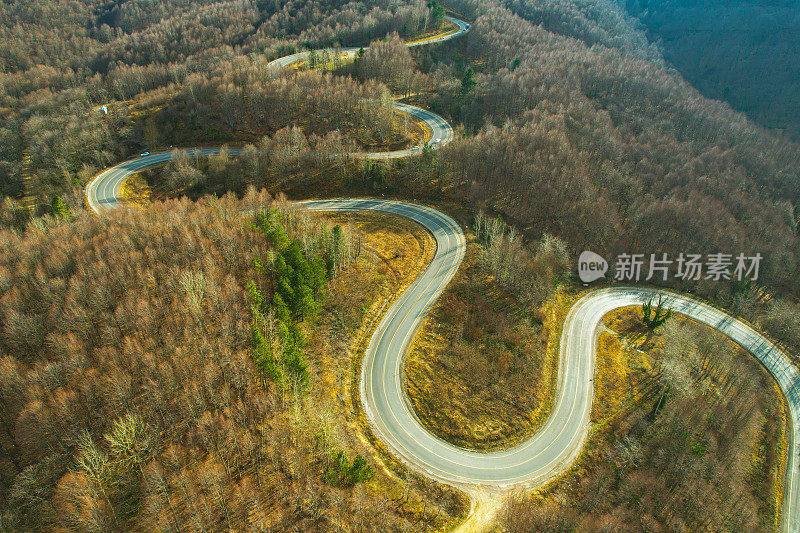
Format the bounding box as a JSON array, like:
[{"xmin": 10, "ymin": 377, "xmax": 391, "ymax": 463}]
[
  {"xmin": 300, "ymin": 201, "xmax": 800, "ymax": 533},
  {"xmin": 86, "ymin": 18, "xmax": 470, "ymax": 212},
  {"xmin": 263, "ymin": 15, "xmax": 469, "ymax": 160},
  {"xmin": 84, "ymin": 15, "xmax": 800, "ymax": 532}
]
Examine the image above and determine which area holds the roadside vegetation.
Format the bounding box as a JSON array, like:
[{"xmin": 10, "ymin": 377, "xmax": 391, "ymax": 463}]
[
  {"xmin": 404, "ymin": 213, "xmax": 572, "ymax": 450},
  {"xmin": 1, "ymin": 0, "xmax": 443, "ymax": 211},
  {"xmin": 0, "ymin": 191, "xmax": 467, "ymax": 530},
  {"xmin": 502, "ymin": 307, "xmax": 788, "ymax": 531},
  {"xmin": 118, "ymin": 172, "xmax": 151, "ymax": 207},
  {"xmin": 5, "ymin": 0, "xmax": 800, "ymax": 351},
  {"xmin": 3, "ymin": 0, "xmax": 800, "ymax": 529}
]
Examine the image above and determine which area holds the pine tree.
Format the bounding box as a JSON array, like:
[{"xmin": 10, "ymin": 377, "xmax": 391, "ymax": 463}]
[
  {"xmin": 642, "ymin": 297, "xmax": 672, "ymax": 331},
  {"xmin": 297, "ymin": 285, "xmax": 318, "ymax": 318},
  {"xmin": 245, "ymin": 280, "xmax": 264, "ymax": 311},
  {"xmin": 461, "ymin": 67, "xmax": 477, "ymax": 95},
  {"xmin": 269, "ymin": 223, "xmax": 289, "ymax": 251},
  {"xmin": 51, "ymin": 195, "xmax": 71, "ymax": 220},
  {"xmin": 251, "ymin": 321, "xmax": 283, "ymax": 382},
  {"xmin": 253, "ymin": 210, "xmax": 288, "ymax": 250},
  {"xmin": 274, "ymin": 255, "xmax": 293, "ymax": 280},
  {"xmin": 277, "ymin": 279, "xmax": 295, "ymax": 311},
  {"xmin": 427, "ymin": 0, "xmax": 445, "ymax": 28},
  {"xmin": 310, "ymin": 258, "xmax": 326, "ymax": 294},
  {"xmin": 283, "ymin": 243, "xmax": 306, "ymax": 273},
  {"xmin": 283, "ymin": 344, "xmax": 308, "ymax": 385},
  {"xmin": 350, "ymin": 455, "xmax": 374, "ymax": 484},
  {"xmin": 273, "ymin": 293, "xmax": 290, "ymax": 322}
]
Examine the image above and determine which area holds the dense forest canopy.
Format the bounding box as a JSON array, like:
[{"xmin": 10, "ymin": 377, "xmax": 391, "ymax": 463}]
[
  {"xmin": 0, "ymin": 191, "xmax": 466, "ymax": 530},
  {"xmin": 2, "ymin": 0, "xmax": 800, "ymax": 327},
  {"xmin": 626, "ymin": 0, "xmax": 800, "ymax": 142},
  {"xmin": 2, "ymin": 0, "xmax": 800, "ymax": 529},
  {"xmin": 425, "ymin": 0, "xmax": 800, "ymax": 300},
  {"xmin": 0, "ymin": 0, "xmax": 438, "ymax": 204}
]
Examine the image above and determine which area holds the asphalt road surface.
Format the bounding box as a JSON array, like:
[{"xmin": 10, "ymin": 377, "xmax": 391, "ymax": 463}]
[
  {"xmin": 86, "ymin": 166, "xmax": 800, "ymax": 531},
  {"xmin": 84, "ymin": 13, "xmax": 800, "ymax": 531},
  {"xmin": 303, "ymin": 203, "xmax": 800, "ymax": 533},
  {"xmin": 85, "ymin": 148, "xmax": 242, "ymax": 213},
  {"xmin": 264, "ymin": 16, "xmax": 467, "ymax": 158},
  {"xmin": 86, "ymin": 18, "xmax": 470, "ymax": 212}
]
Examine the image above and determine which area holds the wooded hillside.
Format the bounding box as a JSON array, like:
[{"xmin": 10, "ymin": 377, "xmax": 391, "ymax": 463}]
[
  {"xmin": 0, "ymin": 191, "xmax": 466, "ymax": 530},
  {"xmin": 0, "ymin": 0, "xmax": 439, "ymax": 206}
]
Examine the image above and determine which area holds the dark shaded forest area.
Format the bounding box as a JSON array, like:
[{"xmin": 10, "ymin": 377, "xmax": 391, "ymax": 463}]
[
  {"xmin": 627, "ymin": 0, "xmax": 800, "ymax": 141},
  {"xmin": 406, "ymin": 0, "xmax": 800, "ymax": 354},
  {"xmin": 419, "ymin": 0, "xmax": 800, "ymax": 299}
]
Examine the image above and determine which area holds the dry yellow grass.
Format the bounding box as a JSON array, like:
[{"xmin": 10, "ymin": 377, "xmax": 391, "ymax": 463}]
[
  {"xmin": 773, "ymin": 381, "xmax": 790, "ymax": 530},
  {"xmin": 594, "ymin": 332, "xmax": 627, "ymax": 421},
  {"xmin": 402, "ymin": 110, "xmax": 432, "ymax": 147},
  {"xmin": 405, "ymin": 19, "xmax": 460, "ymax": 46},
  {"xmin": 517, "ymin": 303, "xmax": 790, "ymax": 530},
  {"xmin": 307, "ymin": 211, "xmax": 435, "ymax": 411},
  {"xmin": 529, "ymin": 290, "xmax": 586, "ymax": 432},
  {"xmin": 120, "ymin": 172, "xmax": 152, "ymax": 206},
  {"xmin": 402, "ymin": 238, "xmax": 583, "ymax": 451},
  {"xmin": 324, "ymin": 211, "xmax": 435, "ymax": 286}
]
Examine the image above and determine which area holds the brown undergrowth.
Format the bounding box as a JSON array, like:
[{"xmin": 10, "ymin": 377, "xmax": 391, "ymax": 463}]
[
  {"xmin": 0, "ymin": 194, "xmax": 467, "ymax": 531},
  {"xmin": 313, "ymin": 210, "xmax": 469, "ymax": 531},
  {"xmin": 503, "ymin": 306, "xmax": 788, "ymax": 532},
  {"xmin": 403, "ymin": 235, "xmax": 575, "ymax": 451}
]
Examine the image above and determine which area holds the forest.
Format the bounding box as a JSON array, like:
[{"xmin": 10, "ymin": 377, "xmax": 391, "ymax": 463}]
[
  {"xmin": 3, "ymin": 0, "xmax": 800, "ymax": 529},
  {"xmin": 4, "ymin": 0, "xmax": 800, "ymax": 311},
  {"xmin": 626, "ymin": 0, "xmax": 800, "ymax": 142},
  {"xmin": 0, "ymin": 0, "xmax": 438, "ymax": 205},
  {"xmin": 0, "ymin": 190, "xmax": 465, "ymax": 530},
  {"xmin": 502, "ymin": 308, "xmax": 788, "ymax": 531},
  {"xmin": 404, "ymin": 213, "xmax": 571, "ymax": 450},
  {"xmin": 99, "ymin": 0, "xmax": 800, "ymax": 353}
]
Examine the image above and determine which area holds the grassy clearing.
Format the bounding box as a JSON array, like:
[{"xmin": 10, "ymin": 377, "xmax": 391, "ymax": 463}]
[
  {"xmin": 309, "ymin": 209, "xmax": 435, "ymax": 424},
  {"xmin": 119, "ymin": 172, "xmax": 152, "ymax": 206},
  {"xmin": 322, "ymin": 211, "xmax": 435, "ymax": 286},
  {"xmin": 402, "ymin": 234, "xmax": 577, "ymax": 451},
  {"xmin": 259, "ymin": 207, "xmax": 467, "ymax": 530},
  {"xmin": 352, "ymin": 109, "xmax": 427, "ymax": 152},
  {"xmin": 503, "ymin": 305, "xmax": 789, "ymax": 531}
]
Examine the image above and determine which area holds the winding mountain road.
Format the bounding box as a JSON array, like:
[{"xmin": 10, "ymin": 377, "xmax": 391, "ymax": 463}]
[
  {"xmin": 84, "ymin": 15, "xmax": 800, "ymax": 532},
  {"xmin": 264, "ymin": 15, "xmax": 467, "ymax": 159},
  {"xmin": 302, "ymin": 201, "xmax": 800, "ymax": 533}
]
